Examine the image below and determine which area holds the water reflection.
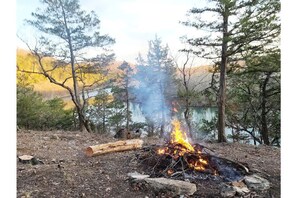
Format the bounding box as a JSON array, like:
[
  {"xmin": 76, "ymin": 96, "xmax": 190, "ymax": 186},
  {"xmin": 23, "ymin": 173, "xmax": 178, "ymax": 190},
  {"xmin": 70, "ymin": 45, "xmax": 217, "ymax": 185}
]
[{"xmin": 129, "ymin": 103, "xmax": 259, "ymax": 145}]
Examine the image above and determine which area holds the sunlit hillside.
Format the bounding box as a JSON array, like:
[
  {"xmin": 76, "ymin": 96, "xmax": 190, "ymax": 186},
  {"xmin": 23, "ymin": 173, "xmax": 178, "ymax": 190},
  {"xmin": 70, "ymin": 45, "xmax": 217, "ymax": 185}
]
[
  {"xmin": 17, "ymin": 48, "xmax": 215, "ymax": 108},
  {"xmin": 17, "ymin": 48, "xmax": 112, "ymax": 103}
]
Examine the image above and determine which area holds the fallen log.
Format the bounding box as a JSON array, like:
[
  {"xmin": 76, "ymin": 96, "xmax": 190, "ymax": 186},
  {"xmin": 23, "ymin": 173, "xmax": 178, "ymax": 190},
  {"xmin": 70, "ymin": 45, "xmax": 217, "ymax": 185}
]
[{"xmin": 85, "ymin": 139, "xmax": 144, "ymax": 157}]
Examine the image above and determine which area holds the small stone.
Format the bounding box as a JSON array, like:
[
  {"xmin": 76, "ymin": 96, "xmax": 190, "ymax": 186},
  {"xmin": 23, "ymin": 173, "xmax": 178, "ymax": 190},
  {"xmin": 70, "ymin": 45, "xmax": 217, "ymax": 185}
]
[
  {"xmin": 233, "ymin": 185, "xmax": 250, "ymax": 195},
  {"xmin": 220, "ymin": 184, "xmax": 236, "ymax": 197},
  {"xmin": 50, "ymin": 134, "xmax": 60, "ymax": 140},
  {"xmin": 244, "ymin": 174, "xmax": 270, "ymax": 191},
  {"xmin": 43, "ymin": 137, "xmax": 50, "ymax": 141},
  {"xmin": 18, "ymin": 167, "xmax": 25, "ymax": 171},
  {"xmin": 128, "ymin": 172, "xmax": 150, "ymax": 180},
  {"xmin": 231, "ymin": 181, "xmax": 250, "ymax": 195}
]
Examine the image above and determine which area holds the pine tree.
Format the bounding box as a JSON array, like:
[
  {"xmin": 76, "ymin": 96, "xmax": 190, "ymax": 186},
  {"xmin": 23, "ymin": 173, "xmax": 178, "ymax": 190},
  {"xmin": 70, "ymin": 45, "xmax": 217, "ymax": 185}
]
[
  {"xmin": 118, "ymin": 61, "xmax": 133, "ymax": 134},
  {"xmin": 181, "ymin": 0, "xmax": 280, "ymax": 142},
  {"xmin": 20, "ymin": 0, "xmax": 115, "ymax": 132},
  {"xmin": 133, "ymin": 36, "xmax": 177, "ymax": 136}
]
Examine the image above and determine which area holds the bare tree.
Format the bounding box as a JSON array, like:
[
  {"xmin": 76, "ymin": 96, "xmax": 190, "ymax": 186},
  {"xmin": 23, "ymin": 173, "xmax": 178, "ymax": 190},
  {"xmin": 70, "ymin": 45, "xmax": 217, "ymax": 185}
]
[
  {"xmin": 18, "ymin": 0, "xmax": 115, "ymax": 132},
  {"xmin": 174, "ymin": 52, "xmax": 212, "ymax": 138}
]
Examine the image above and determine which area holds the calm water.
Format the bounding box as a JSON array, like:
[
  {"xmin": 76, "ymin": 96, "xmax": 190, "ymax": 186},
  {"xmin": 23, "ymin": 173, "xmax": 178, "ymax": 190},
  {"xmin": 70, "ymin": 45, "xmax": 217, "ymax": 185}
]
[{"xmin": 129, "ymin": 103, "xmax": 258, "ymax": 145}]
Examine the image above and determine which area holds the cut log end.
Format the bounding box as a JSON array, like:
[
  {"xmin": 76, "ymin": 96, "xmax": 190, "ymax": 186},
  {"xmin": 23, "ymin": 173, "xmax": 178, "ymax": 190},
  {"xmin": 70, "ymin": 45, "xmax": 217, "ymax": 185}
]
[
  {"xmin": 18, "ymin": 155, "xmax": 44, "ymax": 165},
  {"xmin": 85, "ymin": 147, "xmax": 94, "ymax": 157}
]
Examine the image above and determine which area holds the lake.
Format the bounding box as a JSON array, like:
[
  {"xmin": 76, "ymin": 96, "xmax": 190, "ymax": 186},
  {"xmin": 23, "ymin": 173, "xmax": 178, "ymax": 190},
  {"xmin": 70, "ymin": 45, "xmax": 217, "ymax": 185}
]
[{"xmin": 129, "ymin": 102, "xmax": 259, "ymax": 145}]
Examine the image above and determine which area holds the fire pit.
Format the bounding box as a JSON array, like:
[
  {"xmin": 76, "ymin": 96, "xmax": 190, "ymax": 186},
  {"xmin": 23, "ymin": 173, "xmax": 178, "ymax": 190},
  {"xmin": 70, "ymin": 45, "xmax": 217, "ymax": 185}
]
[
  {"xmin": 126, "ymin": 119, "xmax": 273, "ymax": 197},
  {"xmin": 136, "ymin": 119, "xmax": 249, "ymax": 183}
]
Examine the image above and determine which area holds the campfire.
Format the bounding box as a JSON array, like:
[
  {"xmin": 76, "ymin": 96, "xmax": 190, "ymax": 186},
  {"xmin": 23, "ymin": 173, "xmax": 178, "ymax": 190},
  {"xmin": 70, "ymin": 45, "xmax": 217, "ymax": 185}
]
[
  {"xmin": 156, "ymin": 119, "xmax": 217, "ymax": 175},
  {"xmin": 137, "ymin": 119, "xmax": 248, "ymax": 182}
]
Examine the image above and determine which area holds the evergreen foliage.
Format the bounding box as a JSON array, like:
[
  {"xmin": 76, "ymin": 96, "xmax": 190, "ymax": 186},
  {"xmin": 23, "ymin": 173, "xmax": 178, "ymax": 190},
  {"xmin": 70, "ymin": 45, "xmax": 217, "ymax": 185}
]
[
  {"xmin": 17, "ymin": 85, "xmax": 74, "ymax": 130},
  {"xmin": 132, "ymin": 36, "xmax": 177, "ymax": 136},
  {"xmin": 21, "ymin": 0, "xmax": 115, "ymax": 132},
  {"xmin": 181, "ymin": 0, "xmax": 280, "ymax": 143}
]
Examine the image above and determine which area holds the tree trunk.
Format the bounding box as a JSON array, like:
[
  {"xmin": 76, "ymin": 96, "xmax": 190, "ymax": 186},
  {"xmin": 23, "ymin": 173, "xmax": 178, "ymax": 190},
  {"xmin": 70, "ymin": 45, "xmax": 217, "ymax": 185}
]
[
  {"xmin": 160, "ymin": 124, "xmax": 164, "ymax": 138},
  {"xmin": 78, "ymin": 114, "xmax": 86, "ymax": 132},
  {"xmin": 77, "ymin": 109, "xmax": 92, "ymax": 132},
  {"xmin": 159, "ymin": 82, "xmax": 165, "ymax": 138},
  {"xmin": 61, "ymin": 2, "xmax": 87, "ymax": 132},
  {"xmin": 102, "ymin": 105, "xmax": 106, "ymax": 133},
  {"xmin": 184, "ymin": 104, "xmax": 193, "ymax": 139},
  {"xmin": 160, "ymin": 106, "xmax": 165, "ymax": 137},
  {"xmin": 181, "ymin": 53, "xmax": 193, "ymax": 139},
  {"xmin": 261, "ymin": 73, "xmax": 271, "ymax": 145},
  {"xmin": 148, "ymin": 122, "xmax": 155, "ymax": 137},
  {"xmin": 217, "ymin": 8, "xmax": 228, "ymax": 143},
  {"xmin": 126, "ymin": 85, "xmax": 130, "ymax": 133}
]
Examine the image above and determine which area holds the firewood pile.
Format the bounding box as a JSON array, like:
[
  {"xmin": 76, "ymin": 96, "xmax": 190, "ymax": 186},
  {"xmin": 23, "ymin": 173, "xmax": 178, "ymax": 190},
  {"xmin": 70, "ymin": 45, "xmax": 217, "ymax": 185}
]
[
  {"xmin": 136, "ymin": 143, "xmax": 248, "ymax": 183},
  {"xmin": 134, "ymin": 120, "xmax": 249, "ymax": 183}
]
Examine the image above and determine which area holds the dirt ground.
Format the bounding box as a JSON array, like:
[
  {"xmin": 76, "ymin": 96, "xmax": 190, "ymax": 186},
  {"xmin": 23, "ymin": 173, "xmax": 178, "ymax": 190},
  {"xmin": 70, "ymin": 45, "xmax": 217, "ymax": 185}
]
[{"xmin": 17, "ymin": 130, "xmax": 280, "ymax": 198}]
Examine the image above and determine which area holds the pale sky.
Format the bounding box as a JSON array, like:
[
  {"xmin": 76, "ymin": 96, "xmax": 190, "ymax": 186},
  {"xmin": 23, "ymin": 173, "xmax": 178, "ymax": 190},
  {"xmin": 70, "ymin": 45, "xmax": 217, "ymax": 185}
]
[{"xmin": 16, "ymin": 0, "xmax": 206, "ymax": 64}]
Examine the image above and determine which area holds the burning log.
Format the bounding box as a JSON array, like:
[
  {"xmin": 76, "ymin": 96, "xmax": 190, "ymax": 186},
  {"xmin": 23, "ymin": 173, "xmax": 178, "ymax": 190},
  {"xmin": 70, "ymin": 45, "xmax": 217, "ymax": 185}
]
[
  {"xmin": 85, "ymin": 139, "xmax": 144, "ymax": 157},
  {"xmin": 137, "ymin": 143, "xmax": 248, "ymax": 182}
]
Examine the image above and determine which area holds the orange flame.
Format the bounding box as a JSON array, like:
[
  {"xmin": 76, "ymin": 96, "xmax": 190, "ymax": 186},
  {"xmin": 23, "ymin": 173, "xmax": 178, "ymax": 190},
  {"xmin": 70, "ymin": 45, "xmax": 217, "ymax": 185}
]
[
  {"xmin": 157, "ymin": 148, "xmax": 166, "ymax": 155},
  {"xmin": 170, "ymin": 120, "xmax": 194, "ymax": 152},
  {"xmin": 167, "ymin": 169, "xmax": 174, "ymax": 175},
  {"xmin": 156, "ymin": 119, "xmax": 213, "ymax": 174}
]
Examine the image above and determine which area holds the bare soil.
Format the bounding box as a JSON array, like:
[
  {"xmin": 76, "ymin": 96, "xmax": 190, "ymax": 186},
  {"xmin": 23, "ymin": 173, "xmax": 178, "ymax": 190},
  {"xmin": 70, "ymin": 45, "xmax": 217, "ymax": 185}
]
[{"xmin": 17, "ymin": 130, "xmax": 280, "ymax": 198}]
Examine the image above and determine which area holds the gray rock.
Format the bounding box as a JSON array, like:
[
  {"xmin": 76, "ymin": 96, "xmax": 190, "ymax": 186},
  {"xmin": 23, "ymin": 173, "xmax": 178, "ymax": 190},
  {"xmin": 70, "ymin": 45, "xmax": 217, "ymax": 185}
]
[
  {"xmin": 221, "ymin": 181, "xmax": 251, "ymax": 197},
  {"xmin": 220, "ymin": 184, "xmax": 236, "ymax": 197},
  {"xmin": 244, "ymin": 174, "xmax": 270, "ymax": 191},
  {"xmin": 232, "ymin": 181, "xmax": 250, "ymax": 195},
  {"xmin": 127, "ymin": 172, "xmax": 197, "ymax": 196},
  {"xmin": 50, "ymin": 134, "xmax": 60, "ymax": 140},
  {"xmin": 233, "ymin": 185, "xmax": 250, "ymax": 195},
  {"xmin": 144, "ymin": 177, "xmax": 197, "ymax": 195},
  {"xmin": 43, "ymin": 137, "xmax": 50, "ymax": 141}
]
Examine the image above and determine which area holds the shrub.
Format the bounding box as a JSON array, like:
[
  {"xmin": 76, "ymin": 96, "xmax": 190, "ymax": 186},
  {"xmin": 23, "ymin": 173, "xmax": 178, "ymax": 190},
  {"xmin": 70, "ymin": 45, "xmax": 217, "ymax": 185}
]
[{"xmin": 17, "ymin": 85, "xmax": 74, "ymax": 130}]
